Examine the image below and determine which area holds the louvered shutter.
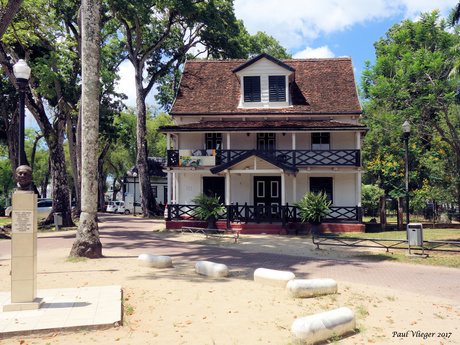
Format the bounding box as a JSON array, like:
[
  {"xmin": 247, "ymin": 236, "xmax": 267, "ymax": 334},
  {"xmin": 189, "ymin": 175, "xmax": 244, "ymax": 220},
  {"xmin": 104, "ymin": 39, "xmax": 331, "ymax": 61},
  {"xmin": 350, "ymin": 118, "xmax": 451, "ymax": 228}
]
[
  {"xmin": 244, "ymin": 76, "xmax": 260, "ymax": 102},
  {"xmin": 269, "ymin": 76, "xmax": 286, "ymax": 102}
]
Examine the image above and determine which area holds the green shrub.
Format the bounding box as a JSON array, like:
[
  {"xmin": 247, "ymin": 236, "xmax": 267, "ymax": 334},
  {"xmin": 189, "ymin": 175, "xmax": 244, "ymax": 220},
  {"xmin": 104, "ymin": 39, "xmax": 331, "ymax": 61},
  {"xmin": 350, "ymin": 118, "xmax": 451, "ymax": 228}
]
[{"xmin": 294, "ymin": 191, "xmax": 331, "ymax": 224}]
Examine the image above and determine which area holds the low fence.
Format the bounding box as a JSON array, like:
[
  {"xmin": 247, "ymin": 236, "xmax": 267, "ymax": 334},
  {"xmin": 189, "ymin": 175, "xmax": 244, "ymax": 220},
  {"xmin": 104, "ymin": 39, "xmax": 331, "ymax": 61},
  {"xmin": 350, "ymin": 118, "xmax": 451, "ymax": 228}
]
[{"xmin": 167, "ymin": 203, "xmax": 362, "ymax": 228}]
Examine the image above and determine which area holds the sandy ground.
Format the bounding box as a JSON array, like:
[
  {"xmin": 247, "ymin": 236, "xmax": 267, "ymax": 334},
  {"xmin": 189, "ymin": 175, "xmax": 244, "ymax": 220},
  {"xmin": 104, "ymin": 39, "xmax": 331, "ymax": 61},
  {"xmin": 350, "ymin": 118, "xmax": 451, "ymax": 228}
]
[{"xmin": 1, "ymin": 229, "xmax": 459, "ymax": 345}]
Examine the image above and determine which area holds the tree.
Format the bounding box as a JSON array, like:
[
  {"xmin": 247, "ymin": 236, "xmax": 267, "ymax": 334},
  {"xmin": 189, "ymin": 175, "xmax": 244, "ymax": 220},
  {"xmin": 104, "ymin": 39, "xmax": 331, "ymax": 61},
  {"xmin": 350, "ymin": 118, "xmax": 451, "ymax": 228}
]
[
  {"xmin": 361, "ymin": 11, "xmax": 460, "ymax": 208},
  {"xmin": 110, "ymin": 0, "xmax": 246, "ymax": 217},
  {"xmin": 70, "ymin": 0, "xmax": 102, "ymax": 258}
]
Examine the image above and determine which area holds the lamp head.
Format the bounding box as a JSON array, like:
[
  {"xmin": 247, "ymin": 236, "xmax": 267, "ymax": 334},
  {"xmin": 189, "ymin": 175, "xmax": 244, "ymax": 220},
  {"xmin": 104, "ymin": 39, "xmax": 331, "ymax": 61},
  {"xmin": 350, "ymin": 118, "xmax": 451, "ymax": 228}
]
[
  {"xmin": 13, "ymin": 59, "xmax": 31, "ymax": 81},
  {"xmin": 402, "ymin": 120, "xmax": 411, "ymax": 137}
]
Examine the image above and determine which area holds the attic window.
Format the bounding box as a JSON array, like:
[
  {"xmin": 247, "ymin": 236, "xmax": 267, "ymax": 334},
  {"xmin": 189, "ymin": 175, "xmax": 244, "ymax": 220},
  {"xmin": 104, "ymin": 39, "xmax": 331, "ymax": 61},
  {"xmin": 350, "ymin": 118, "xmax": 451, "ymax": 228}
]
[
  {"xmin": 244, "ymin": 76, "xmax": 261, "ymax": 102},
  {"xmin": 269, "ymin": 76, "xmax": 286, "ymax": 102}
]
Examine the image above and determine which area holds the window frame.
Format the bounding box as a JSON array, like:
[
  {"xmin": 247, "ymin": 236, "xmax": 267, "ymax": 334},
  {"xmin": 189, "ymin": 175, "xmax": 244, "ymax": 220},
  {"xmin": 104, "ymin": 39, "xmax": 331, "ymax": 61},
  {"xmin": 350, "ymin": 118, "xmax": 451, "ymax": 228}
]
[{"xmin": 311, "ymin": 132, "xmax": 330, "ymax": 150}]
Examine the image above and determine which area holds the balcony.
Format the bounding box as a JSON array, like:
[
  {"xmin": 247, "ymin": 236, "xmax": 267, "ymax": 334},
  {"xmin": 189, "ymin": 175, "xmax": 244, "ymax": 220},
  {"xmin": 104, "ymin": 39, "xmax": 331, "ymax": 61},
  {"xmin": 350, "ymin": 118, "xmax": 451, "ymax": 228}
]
[{"xmin": 167, "ymin": 149, "xmax": 361, "ymax": 168}]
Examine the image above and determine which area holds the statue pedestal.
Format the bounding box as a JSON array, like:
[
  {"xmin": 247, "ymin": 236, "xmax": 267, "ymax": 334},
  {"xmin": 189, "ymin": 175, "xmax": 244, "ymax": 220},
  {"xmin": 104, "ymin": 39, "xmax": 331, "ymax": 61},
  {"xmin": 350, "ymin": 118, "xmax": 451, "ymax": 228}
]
[{"xmin": 3, "ymin": 191, "xmax": 43, "ymax": 312}]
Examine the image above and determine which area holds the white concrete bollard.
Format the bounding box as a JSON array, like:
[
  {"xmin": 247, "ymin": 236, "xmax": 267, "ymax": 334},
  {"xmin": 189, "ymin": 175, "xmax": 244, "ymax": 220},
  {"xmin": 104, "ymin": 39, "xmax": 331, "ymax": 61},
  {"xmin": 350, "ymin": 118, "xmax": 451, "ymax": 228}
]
[
  {"xmin": 138, "ymin": 254, "xmax": 173, "ymax": 268},
  {"xmin": 287, "ymin": 278, "xmax": 337, "ymax": 298},
  {"xmin": 195, "ymin": 261, "xmax": 229, "ymax": 278},
  {"xmin": 291, "ymin": 307, "xmax": 355, "ymax": 345},
  {"xmin": 254, "ymin": 268, "xmax": 296, "ymax": 287}
]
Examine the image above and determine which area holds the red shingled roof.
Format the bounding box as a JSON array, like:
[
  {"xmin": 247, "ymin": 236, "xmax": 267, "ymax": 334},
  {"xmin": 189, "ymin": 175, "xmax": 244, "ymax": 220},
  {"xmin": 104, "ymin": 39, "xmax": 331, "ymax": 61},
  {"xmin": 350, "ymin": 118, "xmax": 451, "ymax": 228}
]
[
  {"xmin": 161, "ymin": 120, "xmax": 366, "ymax": 132},
  {"xmin": 170, "ymin": 57, "xmax": 362, "ymax": 116}
]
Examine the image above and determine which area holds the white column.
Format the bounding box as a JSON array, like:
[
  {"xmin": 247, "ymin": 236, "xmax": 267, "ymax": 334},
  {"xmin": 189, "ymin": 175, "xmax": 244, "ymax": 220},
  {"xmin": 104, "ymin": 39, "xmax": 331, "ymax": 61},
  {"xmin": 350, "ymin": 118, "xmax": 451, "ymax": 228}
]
[
  {"xmin": 167, "ymin": 171, "xmax": 172, "ymax": 204},
  {"xmin": 167, "ymin": 133, "xmax": 171, "ymax": 150},
  {"xmin": 175, "ymin": 173, "xmax": 179, "ymax": 204},
  {"xmin": 356, "ymin": 171, "xmax": 362, "ymax": 207},
  {"xmin": 356, "ymin": 132, "xmax": 361, "ymax": 149},
  {"xmin": 226, "ymin": 133, "xmax": 231, "ymax": 150},
  {"xmin": 281, "ymin": 171, "xmax": 286, "ymax": 205},
  {"xmin": 225, "ymin": 171, "xmax": 231, "ymax": 205},
  {"xmin": 293, "ymin": 176, "xmax": 297, "ymax": 202},
  {"xmin": 292, "ymin": 133, "xmax": 296, "ymax": 150}
]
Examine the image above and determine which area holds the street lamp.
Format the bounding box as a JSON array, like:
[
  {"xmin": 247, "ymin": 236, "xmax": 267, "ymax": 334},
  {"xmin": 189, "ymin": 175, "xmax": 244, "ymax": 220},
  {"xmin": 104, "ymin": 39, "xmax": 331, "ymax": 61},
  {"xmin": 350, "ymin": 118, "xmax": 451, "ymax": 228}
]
[
  {"xmin": 13, "ymin": 59, "xmax": 31, "ymax": 167},
  {"xmin": 402, "ymin": 120, "xmax": 411, "ymax": 230}
]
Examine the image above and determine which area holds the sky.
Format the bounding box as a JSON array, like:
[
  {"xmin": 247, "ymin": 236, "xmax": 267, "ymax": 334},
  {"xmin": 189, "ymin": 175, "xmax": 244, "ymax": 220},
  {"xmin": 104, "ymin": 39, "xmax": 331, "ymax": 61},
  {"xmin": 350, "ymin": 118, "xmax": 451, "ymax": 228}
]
[
  {"xmin": 22, "ymin": 0, "xmax": 458, "ymax": 127},
  {"xmin": 112, "ymin": 0, "xmax": 458, "ymax": 110}
]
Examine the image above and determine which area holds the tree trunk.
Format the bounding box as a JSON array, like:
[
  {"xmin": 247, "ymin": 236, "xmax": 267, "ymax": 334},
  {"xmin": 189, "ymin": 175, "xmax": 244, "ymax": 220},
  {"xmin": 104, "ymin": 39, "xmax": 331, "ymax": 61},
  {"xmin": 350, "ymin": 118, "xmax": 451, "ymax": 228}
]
[
  {"xmin": 97, "ymin": 142, "xmax": 110, "ymax": 211},
  {"xmin": 67, "ymin": 115, "xmax": 80, "ymax": 214},
  {"xmin": 135, "ymin": 66, "xmax": 155, "ymax": 217},
  {"xmin": 70, "ymin": 0, "xmax": 102, "ymax": 258},
  {"xmin": 397, "ymin": 196, "xmax": 404, "ymax": 231},
  {"xmin": 379, "ymin": 195, "xmax": 386, "ymax": 231},
  {"xmin": 0, "ymin": 0, "xmax": 25, "ymax": 39}
]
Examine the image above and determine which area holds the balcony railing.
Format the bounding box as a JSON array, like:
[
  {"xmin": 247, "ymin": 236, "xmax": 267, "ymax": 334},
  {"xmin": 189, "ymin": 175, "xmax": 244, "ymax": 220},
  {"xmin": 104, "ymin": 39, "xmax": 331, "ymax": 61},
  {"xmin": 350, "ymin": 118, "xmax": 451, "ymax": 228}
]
[
  {"xmin": 166, "ymin": 203, "xmax": 361, "ymax": 228},
  {"xmin": 167, "ymin": 149, "xmax": 360, "ymax": 167}
]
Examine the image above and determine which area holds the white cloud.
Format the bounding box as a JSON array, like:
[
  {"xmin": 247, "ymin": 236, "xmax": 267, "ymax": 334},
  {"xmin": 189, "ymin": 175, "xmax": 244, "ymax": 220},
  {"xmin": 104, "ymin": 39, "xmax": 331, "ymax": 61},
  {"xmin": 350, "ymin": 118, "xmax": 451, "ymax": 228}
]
[
  {"xmin": 293, "ymin": 46, "xmax": 335, "ymax": 59},
  {"xmin": 115, "ymin": 61, "xmax": 136, "ymax": 108},
  {"xmin": 234, "ymin": 0, "xmax": 455, "ymax": 50}
]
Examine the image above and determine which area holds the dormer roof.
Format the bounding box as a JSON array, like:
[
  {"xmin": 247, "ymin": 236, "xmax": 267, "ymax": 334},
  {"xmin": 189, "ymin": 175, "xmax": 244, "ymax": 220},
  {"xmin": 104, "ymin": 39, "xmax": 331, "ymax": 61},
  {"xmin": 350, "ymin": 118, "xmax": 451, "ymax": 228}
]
[
  {"xmin": 170, "ymin": 56, "xmax": 362, "ymax": 116},
  {"xmin": 231, "ymin": 52, "xmax": 296, "ymax": 73}
]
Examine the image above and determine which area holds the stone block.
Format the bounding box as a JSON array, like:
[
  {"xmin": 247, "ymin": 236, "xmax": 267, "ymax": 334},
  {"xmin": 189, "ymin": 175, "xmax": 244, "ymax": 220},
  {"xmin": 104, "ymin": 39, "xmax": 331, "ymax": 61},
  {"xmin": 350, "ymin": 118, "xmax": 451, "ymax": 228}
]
[
  {"xmin": 291, "ymin": 307, "xmax": 355, "ymax": 345},
  {"xmin": 195, "ymin": 260, "xmax": 229, "ymax": 278},
  {"xmin": 254, "ymin": 268, "xmax": 295, "ymax": 287},
  {"xmin": 138, "ymin": 254, "xmax": 172, "ymax": 268},
  {"xmin": 287, "ymin": 278, "xmax": 337, "ymax": 298}
]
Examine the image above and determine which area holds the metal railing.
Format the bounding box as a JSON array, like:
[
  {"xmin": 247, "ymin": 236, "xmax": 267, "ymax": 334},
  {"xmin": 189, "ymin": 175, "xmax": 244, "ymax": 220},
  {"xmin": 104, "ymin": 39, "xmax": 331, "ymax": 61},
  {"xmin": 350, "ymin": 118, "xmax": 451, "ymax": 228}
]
[
  {"xmin": 167, "ymin": 149, "xmax": 360, "ymax": 167},
  {"xmin": 167, "ymin": 204, "xmax": 361, "ymax": 228},
  {"xmin": 312, "ymin": 235, "xmax": 460, "ymax": 253}
]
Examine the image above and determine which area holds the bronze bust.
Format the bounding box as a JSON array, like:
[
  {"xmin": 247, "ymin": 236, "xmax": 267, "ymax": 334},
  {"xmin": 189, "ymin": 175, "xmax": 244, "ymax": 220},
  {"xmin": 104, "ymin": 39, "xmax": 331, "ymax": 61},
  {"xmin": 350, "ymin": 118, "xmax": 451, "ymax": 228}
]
[{"xmin": 15, "ymin": 165, "xmax": 33, "ymax": 191}]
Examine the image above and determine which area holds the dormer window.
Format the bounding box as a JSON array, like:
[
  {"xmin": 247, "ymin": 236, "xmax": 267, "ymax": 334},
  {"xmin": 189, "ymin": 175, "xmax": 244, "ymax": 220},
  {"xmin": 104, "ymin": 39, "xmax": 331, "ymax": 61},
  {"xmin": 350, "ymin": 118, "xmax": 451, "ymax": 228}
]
[
  {"xmin": 244, "ymin": 76, "xmax": 261, "ymax": 102},
  {"xmin": 234, "ymin": 53, "xmax": 295, "ymax": 109},
  {"xmin": 269, "ymin": 76, "xmax": 286, "ymax": 102}
]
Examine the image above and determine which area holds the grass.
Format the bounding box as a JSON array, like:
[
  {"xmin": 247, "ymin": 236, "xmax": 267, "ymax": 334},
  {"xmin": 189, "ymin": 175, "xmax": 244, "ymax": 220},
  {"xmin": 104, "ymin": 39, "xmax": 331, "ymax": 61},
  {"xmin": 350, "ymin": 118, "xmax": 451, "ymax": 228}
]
[{"xmin": 331, "ymin": 229, "xmax": 460, "ymax": 268}]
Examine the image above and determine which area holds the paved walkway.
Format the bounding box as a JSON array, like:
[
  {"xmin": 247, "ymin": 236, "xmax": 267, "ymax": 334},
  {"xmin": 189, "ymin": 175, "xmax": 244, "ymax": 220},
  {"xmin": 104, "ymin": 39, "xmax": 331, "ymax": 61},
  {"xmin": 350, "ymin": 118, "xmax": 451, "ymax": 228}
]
[
  {"xmin": 94, "ymin": 215, "xmax": 460, "ymax": 304},
  {"xmin": 0, "ymin": 214, "xmax": 459, "ymax": 338}
]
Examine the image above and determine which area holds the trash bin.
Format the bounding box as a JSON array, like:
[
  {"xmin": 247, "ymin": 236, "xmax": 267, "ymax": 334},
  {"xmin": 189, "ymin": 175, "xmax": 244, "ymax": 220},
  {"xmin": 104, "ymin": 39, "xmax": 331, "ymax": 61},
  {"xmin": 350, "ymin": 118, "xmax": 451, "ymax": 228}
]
[
  {"xmin": 53, "ymin": 212, "xmax": 62, "ymax": 230},
  {"xmin": 407, "ymin": 223, "xmax": 423, "ymax": 246}
]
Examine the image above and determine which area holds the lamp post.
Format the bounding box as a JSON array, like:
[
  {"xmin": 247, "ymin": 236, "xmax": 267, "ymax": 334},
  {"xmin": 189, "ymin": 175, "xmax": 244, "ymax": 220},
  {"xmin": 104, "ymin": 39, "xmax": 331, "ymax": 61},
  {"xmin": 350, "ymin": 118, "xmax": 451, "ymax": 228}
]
[
  {"xmin": 402, "ymin": 120, "xmax": 411, "ymax": 230},
  {"xmin": 13, "ymin": 59, "xmax": 31, "ymax": 167}
]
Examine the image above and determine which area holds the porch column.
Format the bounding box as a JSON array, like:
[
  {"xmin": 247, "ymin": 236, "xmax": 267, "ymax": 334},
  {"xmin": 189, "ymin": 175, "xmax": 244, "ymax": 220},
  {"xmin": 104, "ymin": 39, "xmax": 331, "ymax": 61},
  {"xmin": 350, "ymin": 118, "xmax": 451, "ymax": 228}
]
[
  {"xmin": 225, "ymin": 170, "xmax": 231, "ymax": 205},
  {"xmin": 293, "ymin": 176, "xmax": 297, "ymax": 202},
  {"xmin": 226, "ymin": 133, "xmax": 231, "ymax": 150},
  {"xmin": 167, "ymin": 133, "xmax": 171, "ymax": 150},
  {"xmin": 356, "ymin": 170, "xmax": 362, "ymax": 223},
  {"xmin": 292, "ymin": 133, "xmax": 296, "ymax": 150},
  {"xmin": 356, "ymin": 132, "xmax": 361, "ymax": 150},
  {"xmin": 167, "ymin": 171, "xmax": 172, "ymax": 204},
  {"xmin": 281, "ymin": 171, "xmax": 286, "ymax": 205}
]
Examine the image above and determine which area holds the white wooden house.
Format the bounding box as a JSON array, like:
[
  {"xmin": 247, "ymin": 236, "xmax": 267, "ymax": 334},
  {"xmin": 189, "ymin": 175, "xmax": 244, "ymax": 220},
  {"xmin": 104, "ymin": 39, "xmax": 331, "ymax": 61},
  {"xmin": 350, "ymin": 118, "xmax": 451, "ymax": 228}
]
[{"xmin": 160, "ymin": 53, "xmax": 367, "ymax": 233}]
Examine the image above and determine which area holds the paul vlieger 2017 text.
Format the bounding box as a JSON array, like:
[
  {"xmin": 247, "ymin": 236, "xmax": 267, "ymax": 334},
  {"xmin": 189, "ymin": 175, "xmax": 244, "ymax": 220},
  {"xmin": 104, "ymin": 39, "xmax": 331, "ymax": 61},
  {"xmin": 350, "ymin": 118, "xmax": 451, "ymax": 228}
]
[{"xmin": 392, "ymin": 330, "xmax": 452, "ymax": 339}]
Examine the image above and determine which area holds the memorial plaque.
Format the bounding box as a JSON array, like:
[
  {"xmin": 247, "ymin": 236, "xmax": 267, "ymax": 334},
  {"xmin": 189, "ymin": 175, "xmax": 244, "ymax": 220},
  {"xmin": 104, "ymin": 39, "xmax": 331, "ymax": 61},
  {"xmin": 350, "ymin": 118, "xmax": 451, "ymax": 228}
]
[{"xmin": 12, "ymin": 210, "xmax": 34, "ymax": 233}]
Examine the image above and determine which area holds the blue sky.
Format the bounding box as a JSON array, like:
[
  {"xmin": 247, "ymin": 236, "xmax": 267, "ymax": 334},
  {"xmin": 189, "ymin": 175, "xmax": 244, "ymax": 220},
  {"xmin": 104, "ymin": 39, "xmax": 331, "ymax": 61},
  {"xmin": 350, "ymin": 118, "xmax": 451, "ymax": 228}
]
[{"xmin": 114, "ymin": 0, "xmax": 458, "ymax": 109}]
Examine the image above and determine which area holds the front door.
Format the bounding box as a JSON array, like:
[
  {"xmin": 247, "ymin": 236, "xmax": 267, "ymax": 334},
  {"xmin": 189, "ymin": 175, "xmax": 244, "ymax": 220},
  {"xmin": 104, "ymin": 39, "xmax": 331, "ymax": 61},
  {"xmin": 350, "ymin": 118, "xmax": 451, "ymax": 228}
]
[{"xmin": 254, "ymin": 177, "xmax": 281, "ymax": 218}]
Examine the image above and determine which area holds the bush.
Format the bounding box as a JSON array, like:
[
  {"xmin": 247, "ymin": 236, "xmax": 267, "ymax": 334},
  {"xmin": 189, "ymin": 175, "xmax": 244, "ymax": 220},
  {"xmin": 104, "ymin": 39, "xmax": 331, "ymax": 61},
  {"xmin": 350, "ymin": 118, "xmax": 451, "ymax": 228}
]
[
  {"xmin": 362, "ymin": 185, "xmax": 381, "ymax": 217},
  {"xmin": 293, "ymin": 191, "xmax": 331, "ymax": 224}
]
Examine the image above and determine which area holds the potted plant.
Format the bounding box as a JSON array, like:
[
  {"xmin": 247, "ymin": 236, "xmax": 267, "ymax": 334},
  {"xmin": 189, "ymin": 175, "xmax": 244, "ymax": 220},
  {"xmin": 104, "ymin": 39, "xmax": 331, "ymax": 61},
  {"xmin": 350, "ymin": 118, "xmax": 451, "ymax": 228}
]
[
  {"xmin": 293, "ymin": 191, "xmax": 332, "ymax": 234},
  {"xmin": 191, "ymin": 193, "xmax": 226, "ymax": 229}
]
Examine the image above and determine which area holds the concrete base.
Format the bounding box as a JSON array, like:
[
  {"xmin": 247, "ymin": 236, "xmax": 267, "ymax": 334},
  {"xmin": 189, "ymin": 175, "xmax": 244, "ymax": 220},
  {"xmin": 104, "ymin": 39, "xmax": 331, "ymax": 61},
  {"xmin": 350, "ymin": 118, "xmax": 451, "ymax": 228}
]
[{"xmin": 3, "ymin": 297, "xmax": 44, "ymax": 312}]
